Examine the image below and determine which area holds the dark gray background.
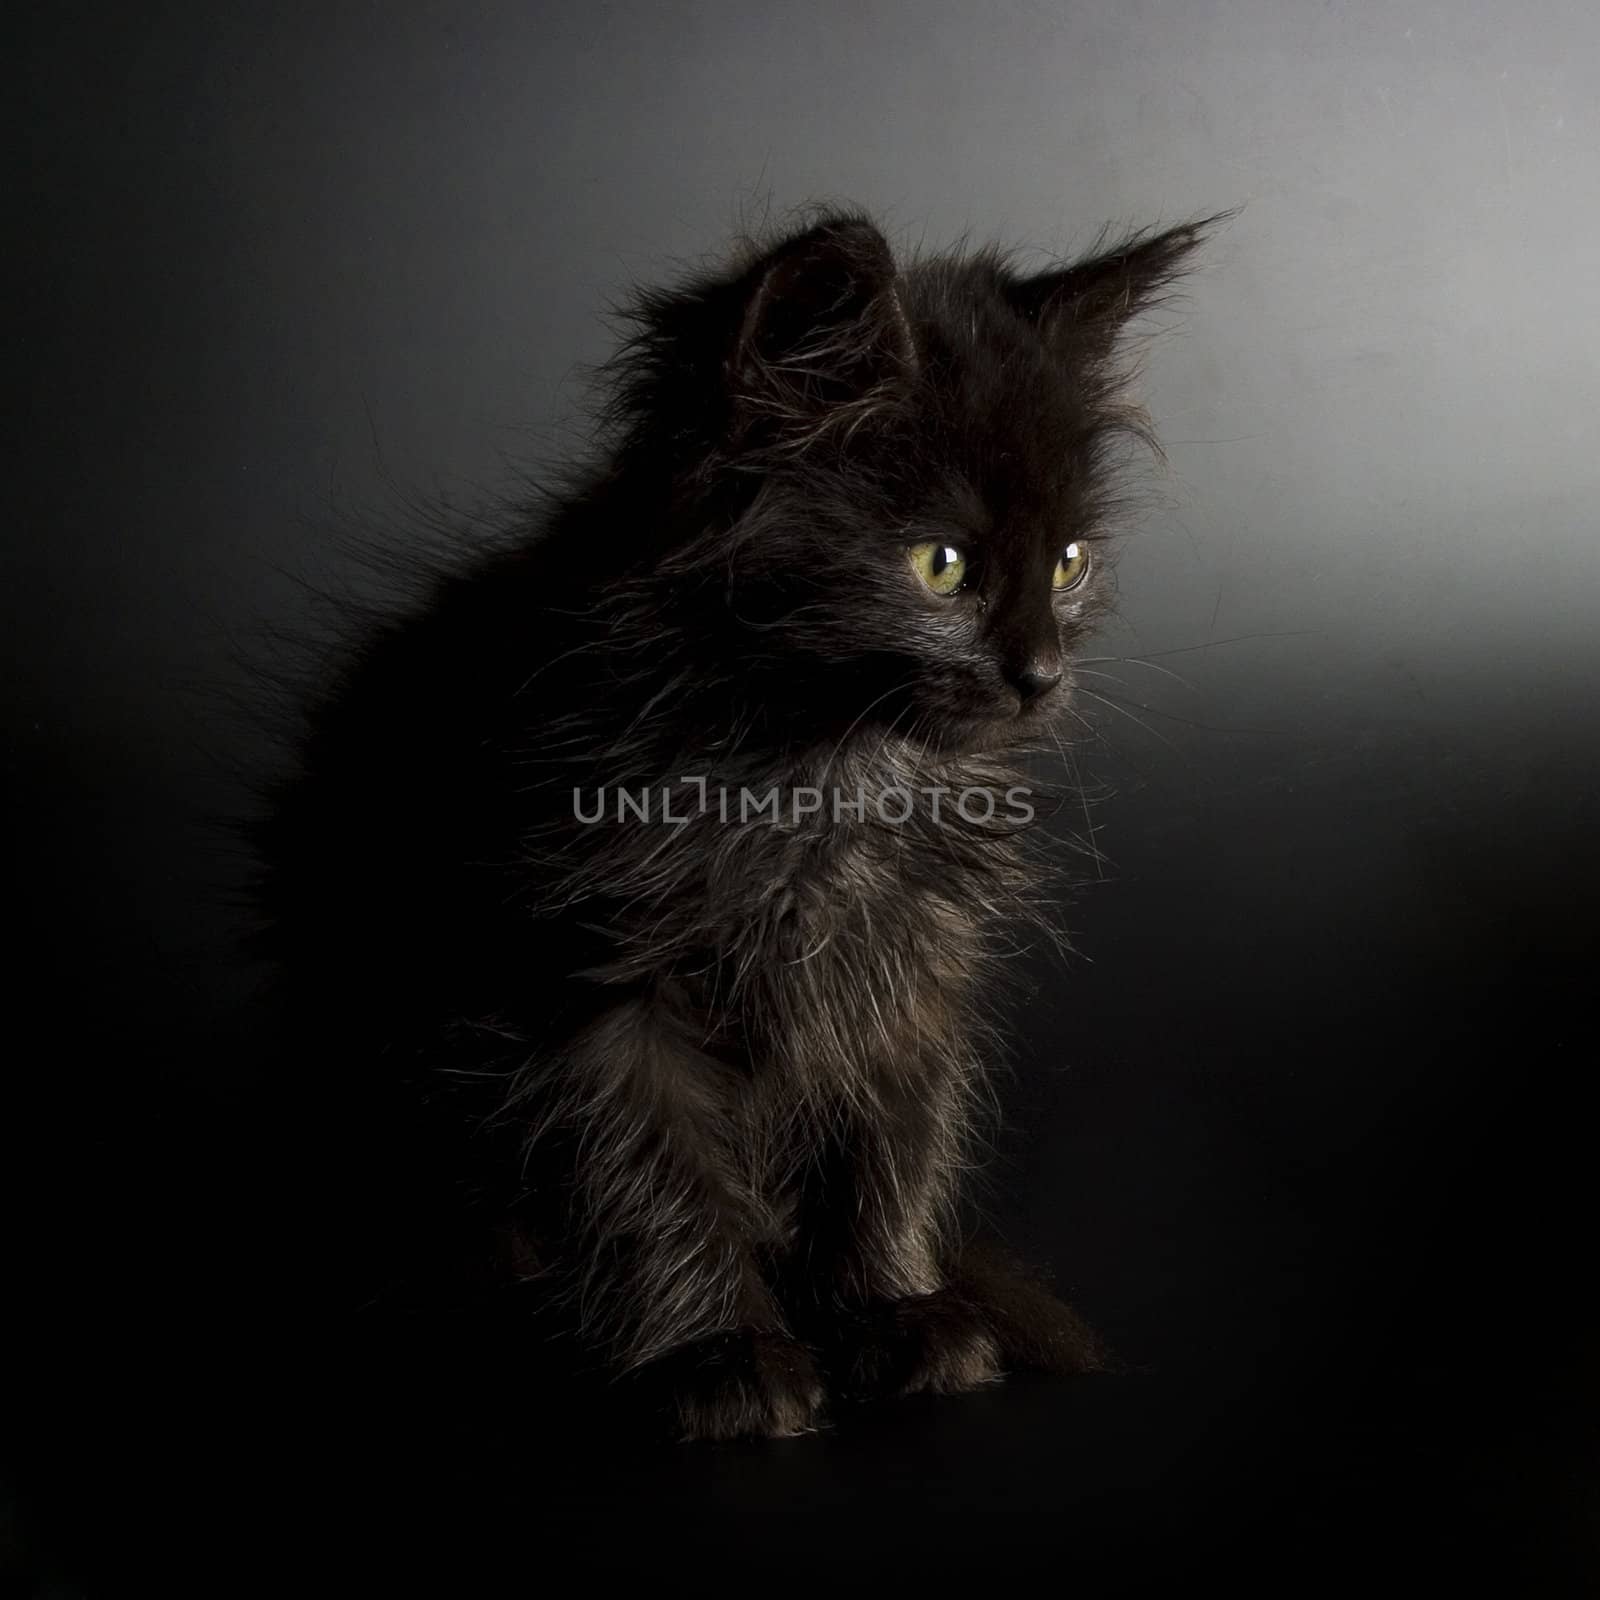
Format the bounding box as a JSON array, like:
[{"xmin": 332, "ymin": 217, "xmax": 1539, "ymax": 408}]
[{"xmin": 11, "ymin": 2, "xmax": 1598, "ymax": 1587}]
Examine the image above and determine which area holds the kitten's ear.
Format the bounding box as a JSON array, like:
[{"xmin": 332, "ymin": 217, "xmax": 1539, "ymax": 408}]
[
  {"xmin": 728, "ymin": 216, "xmax": 916, "ymax": 428},
  {"xmin": 1006, "ymin": 214, "xmax": 1226, "ymax": 360}
]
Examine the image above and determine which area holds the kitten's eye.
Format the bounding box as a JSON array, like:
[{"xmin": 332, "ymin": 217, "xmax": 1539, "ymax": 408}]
[
  {"xmin": 907, "ymin": 540, "xmax": 969, "ymax": 597},
  {"xmin": 1053, "ymin": 540, "xmax": 1091, "ymax": 592}
]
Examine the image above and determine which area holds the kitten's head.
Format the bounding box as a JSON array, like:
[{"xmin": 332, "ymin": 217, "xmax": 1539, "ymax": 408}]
[{"xmin": 611, "ymin": 209, "xmax": 1221, "ymax": 757}]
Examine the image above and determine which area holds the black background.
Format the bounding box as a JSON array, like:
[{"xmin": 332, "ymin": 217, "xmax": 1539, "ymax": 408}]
[{"xmin": 9, "ymin": 3, "xmax": 1598, "ymax": 1590}]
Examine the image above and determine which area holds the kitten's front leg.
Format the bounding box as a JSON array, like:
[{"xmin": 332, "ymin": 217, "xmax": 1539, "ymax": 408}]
[
  {"xmin": 790, "ymin": 1082, "xmax": 1106, "ymax": 1399},
  {"xmin": 540, "ymin": 998, "xmax": 823, "ymax": 1439},
  {"xmin": 788, "ymin": 1080, "xmax": 1004, "ymax": 1400}
]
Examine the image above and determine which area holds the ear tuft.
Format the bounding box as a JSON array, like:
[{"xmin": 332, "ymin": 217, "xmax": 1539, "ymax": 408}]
[{"xmin": 1006, "ymin": 210, "xmax": 1232, "ymax": 360}]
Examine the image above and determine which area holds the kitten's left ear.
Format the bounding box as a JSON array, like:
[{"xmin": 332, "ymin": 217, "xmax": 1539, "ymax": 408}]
[{"xmin": 1006, "ymin": 213, "xmax": 1230, "ymax": 360}]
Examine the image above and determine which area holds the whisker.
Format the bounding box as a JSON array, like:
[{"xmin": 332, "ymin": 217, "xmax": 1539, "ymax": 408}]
[
  {"xmin": 1112, "ymin": 628, "xmax": 1318, "ymax": 662},
  {"xmin": 1044, "ymin": 717, "xmax": 1105, "ymax": 880},
  {"xmin": 1071, "ymin": 684, "xmax": 1178, "ymax": 750},
  {"xmin": 1074, "ymin": 654, "xmax": 1197, "ymax": 690},
  {"xmin": 1076, "ymin": 681, "xmax": 1292, "ymax": 739}
]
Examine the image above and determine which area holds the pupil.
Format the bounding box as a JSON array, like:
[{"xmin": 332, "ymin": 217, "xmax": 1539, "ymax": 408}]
[{"xmin": 931, "ymin": 547, "xmax": 950, "ymax": 575}]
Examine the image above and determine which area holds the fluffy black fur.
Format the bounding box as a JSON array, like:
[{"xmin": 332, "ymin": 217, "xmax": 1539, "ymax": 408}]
[{"xmin": 254, "ymin": 206, "xmax": 1220, "ymax": 1439}]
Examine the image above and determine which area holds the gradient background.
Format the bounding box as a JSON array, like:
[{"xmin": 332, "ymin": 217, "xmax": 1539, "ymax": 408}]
[{"xmin": 10, "ymin": 1, "xmax": 1598, "ymax": 1587}]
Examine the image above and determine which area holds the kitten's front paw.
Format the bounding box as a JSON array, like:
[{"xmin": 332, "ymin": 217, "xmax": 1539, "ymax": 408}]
[
  {"xmin": 833, "ymin": 1289, "xmax": 1002, "ymax": 1400},
  {"xmin": 945, "ymin": 1244, "xmax": 1110, "ymax": 1376},
  {"xmin": 649, "ymin": 1329, "xmax": 825, "ymax": 1441}
]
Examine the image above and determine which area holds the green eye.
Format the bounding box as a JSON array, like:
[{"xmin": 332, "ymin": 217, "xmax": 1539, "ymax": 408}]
[
  {"xmin": 908, "ymin": 540, "xmax": 968, "ymax": 596},
  {"xmin": 1053, "ymin": 540, "xmax": 1091, "ymax": 591}
]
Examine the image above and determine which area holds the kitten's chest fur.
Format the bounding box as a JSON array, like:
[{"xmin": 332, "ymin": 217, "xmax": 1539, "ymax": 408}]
[{"xmin": 568, "ymin": 783, "xmax": 1014, "ymax": 1100}]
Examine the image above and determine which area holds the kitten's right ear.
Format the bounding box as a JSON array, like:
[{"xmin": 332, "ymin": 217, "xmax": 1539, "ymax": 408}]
[{"xmin": 727, "ymin": 216, "xmax": 916, "ymax": 434}]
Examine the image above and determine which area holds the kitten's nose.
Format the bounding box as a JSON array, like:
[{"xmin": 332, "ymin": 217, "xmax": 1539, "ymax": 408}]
[{"xmin": 1009, "ymin": 660, "xmax": 1063, "ymax": 703}]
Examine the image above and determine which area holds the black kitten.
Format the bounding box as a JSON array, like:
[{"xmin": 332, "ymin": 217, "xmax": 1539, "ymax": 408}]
[{"xmin": 256, "ymin": 207, "xmax": 1218, "ymax": 1438}]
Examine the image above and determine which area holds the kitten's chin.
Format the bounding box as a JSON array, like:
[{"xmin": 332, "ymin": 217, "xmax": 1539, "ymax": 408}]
[{"xmin": 921, "ymin": 703, "xmax": 1059, "ymax": 757}]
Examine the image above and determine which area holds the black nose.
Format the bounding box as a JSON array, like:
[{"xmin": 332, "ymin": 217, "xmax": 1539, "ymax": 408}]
[{"xmin": 1010, "ymin": 661, "xmax": 1063, "ymax": 703}]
